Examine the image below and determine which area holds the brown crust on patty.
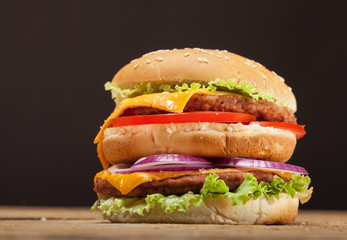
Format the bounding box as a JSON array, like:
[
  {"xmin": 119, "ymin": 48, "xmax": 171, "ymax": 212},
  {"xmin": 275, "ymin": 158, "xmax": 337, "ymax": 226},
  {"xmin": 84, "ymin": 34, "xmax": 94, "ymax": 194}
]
[
  {"xmin": 94, "ymin": 171, "xmax": 281, "ymax": 198},
  {"xmin": 121, "ymin": 94, "xmax": 297, "ymax": 123}
]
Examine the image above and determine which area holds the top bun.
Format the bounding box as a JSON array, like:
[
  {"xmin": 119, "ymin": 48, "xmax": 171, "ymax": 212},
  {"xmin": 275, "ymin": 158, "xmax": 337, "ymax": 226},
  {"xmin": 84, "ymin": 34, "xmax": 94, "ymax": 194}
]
[{"xmin": 112, "ymin": 48, "xmax": 297, "ymax": 112}]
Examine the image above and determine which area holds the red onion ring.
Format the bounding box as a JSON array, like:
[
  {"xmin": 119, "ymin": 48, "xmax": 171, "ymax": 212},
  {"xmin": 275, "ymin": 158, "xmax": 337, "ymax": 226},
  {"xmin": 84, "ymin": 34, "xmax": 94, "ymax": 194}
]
[
  {"xmin": 210, "ymin": 157, "xmax": 308, "ymax": 175},
  {"xmin": 111, "ymin": 164, "xmax": 214, "ymax": 174},
  {"xmin": 110, "ymin": 154, "xmax": 308, "ymax": 175},
  {"xmin": 131, "ymin": 154, "xmax": 213, "ymax": 169}
]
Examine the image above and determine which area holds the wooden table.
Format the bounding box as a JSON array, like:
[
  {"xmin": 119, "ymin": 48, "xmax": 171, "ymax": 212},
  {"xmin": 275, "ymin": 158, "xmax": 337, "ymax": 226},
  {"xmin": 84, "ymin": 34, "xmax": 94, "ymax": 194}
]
[{"xmin": 1, "ymin": 207, "xmax": 346, "ymax": 239}]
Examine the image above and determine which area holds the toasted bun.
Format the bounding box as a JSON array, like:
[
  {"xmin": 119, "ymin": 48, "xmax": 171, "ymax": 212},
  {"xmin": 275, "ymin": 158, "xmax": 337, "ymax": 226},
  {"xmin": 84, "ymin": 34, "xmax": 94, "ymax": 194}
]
[
  {"xmin": 112, "ymin": 48, "xmax": 296, "ymax": 112},
  {"xmin": 109, "ymin": 193, "xmax": 299, "ymax": 224},
  {"xmin": 102, "ymin": 122, "xmax": 296, "ymax": 165}
]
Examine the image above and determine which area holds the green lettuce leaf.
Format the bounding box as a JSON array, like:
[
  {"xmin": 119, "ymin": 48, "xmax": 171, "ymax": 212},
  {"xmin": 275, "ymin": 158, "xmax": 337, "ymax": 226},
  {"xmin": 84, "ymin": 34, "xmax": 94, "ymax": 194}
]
[
  {"xmin": 200, "ymin": 172, "xmax": 229, "ymax": 197},
  {"xmin": 91, "ymin": 173, "xmax": 311, "ymax": 218},
  {"xmin": 223, "ymin": 173, "xmax": 259, "ymax": 205},
  {"xmin": 104, "ymin": 79, "xmax": 285, "ymax": 106}
]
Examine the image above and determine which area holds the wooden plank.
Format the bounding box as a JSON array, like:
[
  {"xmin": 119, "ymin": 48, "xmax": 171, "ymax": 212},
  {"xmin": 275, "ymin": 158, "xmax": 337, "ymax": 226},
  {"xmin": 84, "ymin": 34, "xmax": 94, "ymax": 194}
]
[
  {"xmin": 0, "ymin": 206, "xmax": 101, "ymax": 220},
  {"xmin": 1, "ymin": 207, "xmax": 347, "ymax": 240}
]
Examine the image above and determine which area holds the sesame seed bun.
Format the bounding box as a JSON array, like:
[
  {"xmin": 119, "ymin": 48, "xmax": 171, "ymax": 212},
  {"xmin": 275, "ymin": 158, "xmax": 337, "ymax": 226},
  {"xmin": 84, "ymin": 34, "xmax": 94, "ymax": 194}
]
[
  {"xmin": 102, "ymin": 122, "xmax": 297, "ymax": 165},
  {"xmin": 112, "ymin": 48, "xmax": 297, "ymax": 112}
]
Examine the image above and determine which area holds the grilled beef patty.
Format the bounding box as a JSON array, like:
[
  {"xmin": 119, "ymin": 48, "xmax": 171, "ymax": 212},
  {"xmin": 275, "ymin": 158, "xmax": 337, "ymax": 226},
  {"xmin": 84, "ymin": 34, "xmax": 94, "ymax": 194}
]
[
  {"xmin": 94, "ymin": 171, "xmax": 284, "ymax": 198},
  {"xmin": 121, "ymin": 94, "xmax": 296, "ymax": 123}
]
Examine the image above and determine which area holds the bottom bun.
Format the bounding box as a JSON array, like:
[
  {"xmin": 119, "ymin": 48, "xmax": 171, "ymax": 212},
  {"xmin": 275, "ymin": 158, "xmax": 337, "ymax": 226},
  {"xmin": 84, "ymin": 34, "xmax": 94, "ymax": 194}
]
[{"xmin": 109, "ymin": 193, "xmax": 299, "ymax": 224}]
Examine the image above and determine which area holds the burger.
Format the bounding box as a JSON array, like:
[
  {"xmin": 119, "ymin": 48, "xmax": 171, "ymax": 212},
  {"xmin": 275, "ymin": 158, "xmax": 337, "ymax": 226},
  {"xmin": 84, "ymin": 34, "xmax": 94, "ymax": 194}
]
[{"xmin": 91, "ymin": 48, "xmax": 312, "ymax": 224}]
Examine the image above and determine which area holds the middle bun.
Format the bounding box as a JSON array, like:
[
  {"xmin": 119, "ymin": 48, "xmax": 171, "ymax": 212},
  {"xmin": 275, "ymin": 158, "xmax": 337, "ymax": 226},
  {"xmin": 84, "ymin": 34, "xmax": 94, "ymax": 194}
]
[{"xmin": 102, "ymin": 122, "xmax": 296, "ymax": 165}]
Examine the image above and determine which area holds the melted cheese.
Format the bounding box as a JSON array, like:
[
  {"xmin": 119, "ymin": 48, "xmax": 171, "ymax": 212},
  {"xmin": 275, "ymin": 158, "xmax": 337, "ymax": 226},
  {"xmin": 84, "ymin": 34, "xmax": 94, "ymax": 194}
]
[
  {"xmin": 94, "ymin": 89, "xmax": 230, "ymax": 169},
  {"xmin": 96, "ymin": 140, "xmax": 109, "ymax": 170},
  {"xmin": 94, "ymin": 169, "xmax": 292, "ymax": 195}
]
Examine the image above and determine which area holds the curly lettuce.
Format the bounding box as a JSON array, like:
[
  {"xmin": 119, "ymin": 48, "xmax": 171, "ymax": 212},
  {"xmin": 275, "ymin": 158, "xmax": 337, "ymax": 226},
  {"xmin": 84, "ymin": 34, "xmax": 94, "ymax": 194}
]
[
  {"xmin": 105, "ymin": 79, "xmax": 285, "ymax": 106},
  {"xmin": 91, "ymin": 173, "xmax": 311, "ymax": 218}
]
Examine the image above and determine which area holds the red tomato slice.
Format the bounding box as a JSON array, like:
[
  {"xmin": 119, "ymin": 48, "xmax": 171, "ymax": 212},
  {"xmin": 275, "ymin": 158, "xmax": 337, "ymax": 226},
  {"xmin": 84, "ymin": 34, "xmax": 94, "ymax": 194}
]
[
  {"xmin": 111, "ymin": 111, "xmax": 306, "ymax": 140},
  {"xmin": 249, "ymin": 121, "xmax": 306, "ymax": 139},
  {"xmin": 111, "ymin": 111, "xmax": 257, "ymax": 127}
]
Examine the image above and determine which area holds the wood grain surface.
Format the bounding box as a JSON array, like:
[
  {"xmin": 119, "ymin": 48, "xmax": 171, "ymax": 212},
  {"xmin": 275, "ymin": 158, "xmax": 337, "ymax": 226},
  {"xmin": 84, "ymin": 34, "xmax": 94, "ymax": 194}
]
[{"xmin": 0, "ymin": 207, "xmax": 346, "ymax": 240}]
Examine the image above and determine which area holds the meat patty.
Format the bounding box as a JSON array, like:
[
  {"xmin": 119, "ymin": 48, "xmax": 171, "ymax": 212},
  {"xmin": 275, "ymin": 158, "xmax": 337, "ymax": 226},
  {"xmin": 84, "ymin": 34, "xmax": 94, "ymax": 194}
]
[
  {"xmin": 94, "ymin": 171, "xmax": 282, "ymax": 198},
  {"xmin": 121, "ymin": 94, "xmax": 297, "ymax": 123}
]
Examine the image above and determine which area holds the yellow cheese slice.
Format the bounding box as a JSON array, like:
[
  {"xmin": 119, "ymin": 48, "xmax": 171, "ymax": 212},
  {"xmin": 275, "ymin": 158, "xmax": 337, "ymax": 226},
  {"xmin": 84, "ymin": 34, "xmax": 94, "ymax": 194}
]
[
  {"xmin": 96, "ymin": 140, "xmax": 109, "ymax": 170},
  {"xmin": 94, "ymin": 168, "xmax": 292, "ymax": 195}
]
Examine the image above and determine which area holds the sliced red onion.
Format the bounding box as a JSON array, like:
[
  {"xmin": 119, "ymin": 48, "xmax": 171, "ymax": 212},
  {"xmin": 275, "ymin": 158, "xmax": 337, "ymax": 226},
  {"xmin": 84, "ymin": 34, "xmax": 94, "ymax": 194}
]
[
  {"xmin": 131, "ymin": 154, "xmax": 213, "ymax": 169},
  {"xmin": 108, "ymin": 164, "xmax": 132, "ymax": 172},
  {"xmin": 109, "ymin": 154, "xmax": 308, "ymax": 175},
  {"xmin": 210, "ymin": 157, "xmax": 308, "ymax": 175},
  {"xmin": 111, "ymin": 164, "xmax": 214, "ymax": 174}
]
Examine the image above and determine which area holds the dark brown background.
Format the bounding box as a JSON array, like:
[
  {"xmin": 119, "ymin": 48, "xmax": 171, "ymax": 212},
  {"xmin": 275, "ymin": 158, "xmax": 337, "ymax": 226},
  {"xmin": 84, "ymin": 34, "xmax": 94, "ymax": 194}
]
[{"xmin": 1, "ymin": 0, "xmax": 346, "ymax": 209}]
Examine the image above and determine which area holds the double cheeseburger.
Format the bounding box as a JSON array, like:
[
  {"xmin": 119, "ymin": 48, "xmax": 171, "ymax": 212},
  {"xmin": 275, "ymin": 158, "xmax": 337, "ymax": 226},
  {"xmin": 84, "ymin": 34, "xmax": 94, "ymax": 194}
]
[{"xmin": 91, "ymin": 48, "xmax": 312, "ymax": 224}]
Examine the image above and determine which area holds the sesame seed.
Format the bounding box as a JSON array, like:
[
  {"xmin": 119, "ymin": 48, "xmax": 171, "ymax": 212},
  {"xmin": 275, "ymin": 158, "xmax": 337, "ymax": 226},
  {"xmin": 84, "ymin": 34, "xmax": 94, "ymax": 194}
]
[
  {"xmin": 202, "ymin": 58, "xmax": 208, "ymax": 63},
  {"xmin": 145, "ymin": 59, "xmax": 151, "ymax": 64},
  {"xmin": 253, "ymin": 81, "xmax": 257, "ymax": 87},
  {"xmin": 155, "ymin": 57, "xmax": 164, "ymax": 62},
  {"xmin": 224, "ymin": 56, "xmax": 229, "ymax": 60},
  {"xmin": 261, "ymin": 73, "xmax": 266, "ymax": 79},
  {"xmin": 263, "ymin": 79, "xmax": 266, "ymax": 86},
  {"xmin": 197, "ymin": 57, "xmax": 203, "ymax": 63},
  {"xmin": 245, "ymin": 61, "xmax": 251, "ymax": 66},
  {"xmin": 166, "ymin": 127, "xmax": 173, "ymax": 134},
  {"xmin": 284, "ymin": 89, "xmax": 288, "ymax": 94},
  {"xmin": 208, "ymin": 51, "xmax": 214, "ymax": 55},
  {"xmin": 270, "ymin": 87, "xmax": 274, "ymax": 93},
  {"xmin": 216, "ymin": 55, "xmax": 222, "ymax": 58},
  {"xmin": 199, "ymin": 125, "xmax": 207, "ymax": 131},
  {"xmin": 272, "ymin": 71, "xmax": 283, "ymax": 80},
  {"xmin": 289, "ymin": 87, "xmax": 292, "ymax": 91},
  {"xmin": 134, "ymin": 63, "xmax": 139, "ymax": 69},
  {"xmin": 221, "ymin": 50, "xmax": 228, "ymax": 52},
  {"xmin": 194, "ymin": 48, "xmax": 200, "ymax": 50},
  {"xmin": 200, "ymin": 49, "xmax": 207, "ymax": 53},
  {"xmin": 184, "ymin": 52, "xmax": 190, "ymax": 57},
  {"xmin": 155, "ymin": 49, "xmax": 169, "ymax": 53},
  {"xmin": 252, "ymin": 64, "xmax": 257, "ymax": 68}
]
